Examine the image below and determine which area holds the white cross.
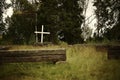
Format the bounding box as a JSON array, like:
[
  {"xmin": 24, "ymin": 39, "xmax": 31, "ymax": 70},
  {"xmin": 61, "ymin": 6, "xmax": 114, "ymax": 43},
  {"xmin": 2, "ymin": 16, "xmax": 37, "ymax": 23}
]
[{"xmin": 34, "ymin": 25, "xmax": 50, "ymax": 43}]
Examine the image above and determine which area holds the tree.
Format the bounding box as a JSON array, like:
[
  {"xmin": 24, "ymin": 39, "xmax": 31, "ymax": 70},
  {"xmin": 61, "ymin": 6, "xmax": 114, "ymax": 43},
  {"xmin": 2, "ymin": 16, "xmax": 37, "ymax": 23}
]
[
  {"xmin": 38, "ymin": 0, "xmax": 84, "ymax": 44},
  {"xmin": 8, "ymin": 0, "xmax": 36, "ymax": 44},
  {"xmin": 37, "ymin": 0, "xmax": 59, "ymax": 44},
  {"xmin": 0, "ymin": 0, "xmax": 5, "ymax": 31},
  {"xmin": 93, "ymin": 0, "xmax": 120, "ymax": 41},
  {"xmin": 7, "ymin": 0, "xmax": 84, "ymax": 44}
]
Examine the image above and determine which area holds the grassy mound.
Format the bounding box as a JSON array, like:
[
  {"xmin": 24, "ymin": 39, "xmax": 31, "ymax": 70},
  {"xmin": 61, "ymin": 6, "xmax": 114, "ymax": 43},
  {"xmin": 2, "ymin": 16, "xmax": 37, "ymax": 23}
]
[{"xmin": 0, "ymin": 45, "xmax": 120, "ymax": 80}]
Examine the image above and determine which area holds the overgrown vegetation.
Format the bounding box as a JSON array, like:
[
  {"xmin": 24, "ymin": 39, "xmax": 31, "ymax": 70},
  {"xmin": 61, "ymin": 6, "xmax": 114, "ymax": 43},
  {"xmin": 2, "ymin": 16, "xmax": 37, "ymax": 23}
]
[
  {"xmin": 0, "ymin": 0, "xmax": 5, "ymax": 31},
  {"xmin": 0, "ymin": 0, "xmax": 120, "ymax": 79},
  {"xmin": 0, "ymin": 45, "xmax": 120, "ymax": 80},
  {"xmin": 93, "ymin": 0, "xmax": 120, "ymax": 41},
  {"xmin": 1, "ymin": 0, "xmax": 84, "ymax": 45},
  {"xmin": 0, "ymin": 0, "xmax": 120, "ymax": 44}
]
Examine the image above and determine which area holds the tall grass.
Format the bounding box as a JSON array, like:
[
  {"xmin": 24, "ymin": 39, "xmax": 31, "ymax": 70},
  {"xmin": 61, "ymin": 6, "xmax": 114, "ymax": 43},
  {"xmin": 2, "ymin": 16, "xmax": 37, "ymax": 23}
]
[{"xmin": 0, "ymin": 45, "xmax": 120, "ymax": 80}]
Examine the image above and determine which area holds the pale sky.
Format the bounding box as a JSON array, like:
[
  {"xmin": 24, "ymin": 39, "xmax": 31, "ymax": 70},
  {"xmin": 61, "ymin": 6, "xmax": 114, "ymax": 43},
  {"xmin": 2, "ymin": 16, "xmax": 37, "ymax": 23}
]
[
  {"xmin": 85, "ymin": 0, "xmax": 97, "ymax": 28},
  {"xmin": 82, "ymin": 0, "xmax": 97, "ymax": 37},
  {"xmin": 5, "ymin": 0, "xmax": 12, "ymax": 4},
  {"xmin": 3, "ymin": 0, "xmax": 13, "ymax": 22}
]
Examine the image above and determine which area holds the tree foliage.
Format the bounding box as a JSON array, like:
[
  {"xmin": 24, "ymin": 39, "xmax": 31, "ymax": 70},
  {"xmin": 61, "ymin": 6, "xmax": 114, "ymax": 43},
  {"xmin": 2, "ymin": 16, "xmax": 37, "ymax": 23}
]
[
  {"xmin": 93, "ymin": 0, "xmax": 120, "ymax": 41},
  {"xmin": 38, "ymin": 0, "xmax": 84, "ymax": 44},
  {"xmin": 0, "ymin": 0, "xmax": 11, "ymax": 31},
  {"xmin": 5, "ymin": 0, "xmax": 84, "ymax": 44},
  {"xmin": 0, "ymin": 0, "xmax": 5, "ymax": 31},
  {"xmin": 8, "ymin": 0, "xmax": 36, "ymax": 44}
]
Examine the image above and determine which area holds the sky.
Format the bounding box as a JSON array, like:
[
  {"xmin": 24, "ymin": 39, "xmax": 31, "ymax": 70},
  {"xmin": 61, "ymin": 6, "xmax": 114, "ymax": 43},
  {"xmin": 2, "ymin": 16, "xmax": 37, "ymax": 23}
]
[
  {"xmin": 5, "ymin": 0, "xmax": 11, "ymax": 4},
  {"xmin": 83, "ymin": 0, "xmax": 97, "ymax": 36},
  {"xmin": 85, "ymin": 0, "xmax": 97, "ymax": 27},
  {"xmin": 3, "ymin": 0, "xmax": 13, "ymax": 22}
]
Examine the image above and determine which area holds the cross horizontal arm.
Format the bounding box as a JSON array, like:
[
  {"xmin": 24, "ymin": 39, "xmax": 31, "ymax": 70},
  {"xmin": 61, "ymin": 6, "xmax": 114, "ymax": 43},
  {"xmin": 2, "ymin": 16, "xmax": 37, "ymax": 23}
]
[{"xmin": 34, "ymin": 31, "xmax": 50, "ymax": 34}]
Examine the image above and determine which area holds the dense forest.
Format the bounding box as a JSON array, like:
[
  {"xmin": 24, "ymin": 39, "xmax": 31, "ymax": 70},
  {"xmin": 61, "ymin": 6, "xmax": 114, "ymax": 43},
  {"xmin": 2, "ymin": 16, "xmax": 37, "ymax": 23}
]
[{"xmin": 0, "ymin": 0, "xmax": 120, "ymax": 45}]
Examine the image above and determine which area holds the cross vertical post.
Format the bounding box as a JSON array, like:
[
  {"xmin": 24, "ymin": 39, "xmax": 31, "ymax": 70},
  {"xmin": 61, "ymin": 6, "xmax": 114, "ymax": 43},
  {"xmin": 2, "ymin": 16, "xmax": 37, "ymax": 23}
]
[{"xmin": 41, "ymin": 25, "xmax": 44, "ymax": 43}]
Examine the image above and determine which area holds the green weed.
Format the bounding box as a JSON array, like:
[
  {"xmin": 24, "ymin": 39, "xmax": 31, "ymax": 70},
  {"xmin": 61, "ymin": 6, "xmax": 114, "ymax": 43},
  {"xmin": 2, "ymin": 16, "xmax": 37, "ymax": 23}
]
[{"xmin": 0, "ymin": 45, "xmax": 120, "ymax": 80}]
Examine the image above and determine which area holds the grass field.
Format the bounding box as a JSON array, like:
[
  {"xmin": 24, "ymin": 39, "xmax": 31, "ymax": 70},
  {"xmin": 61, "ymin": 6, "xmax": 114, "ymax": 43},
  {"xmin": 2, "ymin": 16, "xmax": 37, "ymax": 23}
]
[{"xmin": 0, "ymin": 44, "xmax": 120, "ymax": 80}]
